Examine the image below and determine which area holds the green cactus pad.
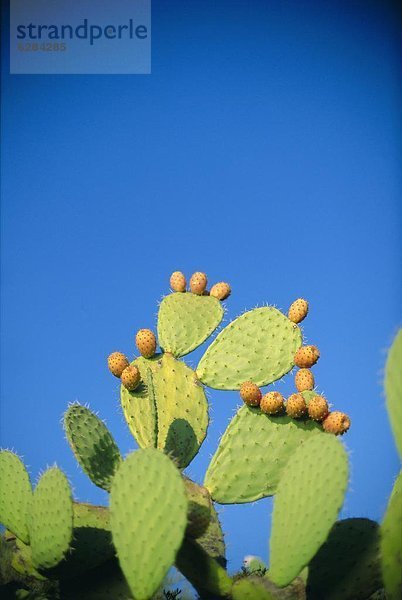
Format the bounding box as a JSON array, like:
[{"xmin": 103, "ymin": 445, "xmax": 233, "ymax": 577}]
[
  {"xmin": 120, "ymin": 354, "xmax": 160, "ymax": 449},
  {"xmin": 157, "ymin": 292, "xmax": 224, "ymax": 357},
  {"xmin": 269, "ymin": 435, "xmax": 348, "ymax": 587},
  {"xmin": 380, "ymin": 471, "xmax": 402, "ymax": 600},
  {"xmin": 196, "ymin": 307, "xmax": 302, "ymax": 390},
  {"xmin": 175, "ymin": 538, "xmax": 232, "ymax": 598},
  {"xmin": 307, "ymin": 519, "xmax": 382, "ymax": 600},
  {"xmin": 28, "ymin": 467, "xmax": 73, "ymax": 570},
  {"xmin": 300, "ymin": 390, "xmax": 319, "ymax": 404},
  {"xmin": 121, "ymin": 353, "xmax": 208, "ymax": 468},
  {"xmin": 204, "ymin": 405, "xmax": 325, "ymax": 504},
  {"xmin": 110, "ymin": 449, "xmax": 188, "ymax": 600},
  {"xmin": 0, "ymin": 451, "xmax": 32, "ymax": 543},
  {"xmin": 64, "ymin": 404, "xmax": 122, "ymax": 492},
  {"xmin": 385, "ymin": 329, "xmax": 402, "ymax": 459},
  {"xmin": 232, "ymin": 578, "xmax": 275, "ymax": 600}
]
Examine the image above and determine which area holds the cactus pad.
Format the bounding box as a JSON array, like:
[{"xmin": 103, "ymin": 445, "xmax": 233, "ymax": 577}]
[
  {"xmin": 307, "ymin": 519, "xmax": 382, "ymax": 599},
  {"xmin": 269, "ymin": 435, "xmax": 349, "ymax": 587},
  {"xmin": 380, "ymin": 471, "xmax": 402, "ymax": 600},
  {"xmin": 197, "ymin": 502, "xmax": 227, "ymax": 567},
  {"xmin": 28, "ymin": 467, "xmax": 73, "ymax": 570},
  {"xmin": 232, "ymin": 578, "xmax": 275, "ymax": 600},
  {"xmin": 110, "ymin": 449, "xmax": 188, "ymax": 600},
  {"xmin": 121, "ymin": 353, "xmax": 208, "ymax": 468},
  {"xmin": 0, "ymin": 451, "xmax": 32, "ymax": 543},
  {"xmin": 197, "ymin": 307, "xmax": 302, "ymax": 389},
  {"xmin": 64, "ymin": 404, "xmax": 122, "ymax": 491},
  {"xmin": 385, "ymin": 329, "xmax": 402, "ymax": 459},
  {"xmin": 158, "ymin": 292, "xmax": 224, "ymax": 357},
  {"xmin": 204, "ymin": 405, "xmax": 325, "ymax": 503}
]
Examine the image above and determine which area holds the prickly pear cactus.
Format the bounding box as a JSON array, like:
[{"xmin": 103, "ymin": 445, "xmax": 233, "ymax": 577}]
[
  {"xmin": 121, "ymin": 353, "xmax": 209, "ymax": 468},
  {"xmin": 0, "ymin": 451, "xmax": 32, "ymax": 544},
  {"xmin": 269, "ymin": 435, "xmax": 349, "ymax": 587},
  {"xmin": 158, "ymin": 292, "xmax": 224, "ymax": 357},
  {"xmin": 110, "ymin": 448, "xmax": 188, "ymax": 600},
  {"xmin": 204, "ymin": 406, "xmax": 324, "ymax": 503},
  {"xmin": 28, "ymin": 467, "xmax": 73, "ymax": 570},
  {"xmin": 64, "ymin": 403, "xmax": 122, "ymax": 491},
  {"xmin": 197, "ymin": 307, "xmax": 302, "ymax": 389}
]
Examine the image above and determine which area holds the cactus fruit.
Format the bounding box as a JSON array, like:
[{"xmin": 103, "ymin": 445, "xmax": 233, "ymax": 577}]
[
  {"xmin": 158, "ymin": 292, "xmax": 223, "ymax": 357},
  {"xmin": 0, "ymin": 451, "xmax": 32, "ymax": 544},
  {"xmin": 120, "ymin": 364, "xmax": 141, "ymax": 391},
  {"xmin": 285, "ymin": 393, "xmax": 307, "ymax": 418},
  {"xmin": 64, "ymin": 403, "xmax": 122, "ymax": 491},
  {"xmin": 308, "ymin": 395, "xmax": 329, "ymax": 422},
  {"xmin": 28, "ymin": 467, "xmax": 73, "ymax": 570},
  {"xmin": 110, "ymin": 449, "xmax": 188, "ymax": 600},
  {"xmin": 385, "ymin": 329, "xmax": 402, "ymax": 459},
  {"xmin": 307, "ymin": 519, "xmax": 382, "ymax": 600},
  {"xmin": 197, "ymin": 307, "xmax": 302, "ymax": 389},
  {"xmin": 260, "ymin": 391, "xmax": 284, "ymax": 415},
  {"xmin": 295, "ymin": 368, "xmax": 315, "ymax": 392},
  {"xmin": 170, "ymin": 271, "xmax": 186, "ymax": 292},
  {"xmin": 204, "ymin": 405, "xmax": 325, "ymax": 503},
  {"xmin": 288, "ymin": 298, "xmax": 309, "ymax": 324},
  {"xmin": 380, "ymin": 471, "xmax": 402, "ymax": 600},
  {"xmin": 240, "ymin": 382, "xmax": 262, "ymax": 407},
  {"xmin": 294, "ymin": 345, "xmax": 320, "ymax": 368},
  {"xmin": 184, "ymin": 479, "xmax": 212, "ymax": 539},
  {"xmin": 269, "ymin": 435, "xmax": 349, "ymax": 587},
  {"xmin": 323, "ymin": 411, "xmax": 351, "ymax": 435},
  {"xmin": 135, "ymin": 328, "xmax": 157, "ymax": 358},
  {"xmin": 189, "ymin": 271, "xmax": 207, "ymax": 295},
  {"xmin": 107, "ymin": 352, "xmax": 129, "ymax": 378},
  {"xmin": 210, "ymin": 282, "xmax": 231, "ymax": 301}
]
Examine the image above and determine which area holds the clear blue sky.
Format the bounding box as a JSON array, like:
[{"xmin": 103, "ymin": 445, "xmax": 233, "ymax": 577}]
[{"xmin": 1, "ymin": 0, "xmax": 401, "ymax": 574}]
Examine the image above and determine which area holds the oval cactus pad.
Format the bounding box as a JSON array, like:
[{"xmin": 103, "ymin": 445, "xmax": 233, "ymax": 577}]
[
  {"xmin": 110, "ymin": 449, "xmax": 188, "ymax": 600},
  {"xmin": 0, "ymin": 450, "xmax": 32, "ymax": 543},
  {"xmin": 158, "ymin": 292, "xmax": 224, "ymax": 357},
  {"xmin": 64, "ymin": 404, "xmax": 122, "ymax": 492},
  {"xmin": 269, "ymin": 435, "xmax": 349, "ymax": 587},
  {"xmin": 204, "ymin": 405, "xmax": 324, "ymax": 504},
  {"xmin": 197, "ymin": 307, "xmax": 302, "ymax": 389},
  {"xmin": 29, "ymin": 467, "xmax": 73, "ymax": 570},
  {"xmin": 380, "ymin": 470, "xmax": 402, "ymax": 600},
  {"xmin": 122, "ymin": 353, "xmax": 209, "ymax": 468}
]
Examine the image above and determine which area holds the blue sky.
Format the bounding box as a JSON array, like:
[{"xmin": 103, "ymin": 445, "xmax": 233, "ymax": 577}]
[{"xmin": 1, "ymin": 0, "xmax": 401, "ymax": 574}]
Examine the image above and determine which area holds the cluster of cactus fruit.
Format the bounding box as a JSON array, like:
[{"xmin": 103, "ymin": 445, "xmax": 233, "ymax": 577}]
[{"xmin": 0, "ymin": 271, "xmax": 401, "ymax": 600}]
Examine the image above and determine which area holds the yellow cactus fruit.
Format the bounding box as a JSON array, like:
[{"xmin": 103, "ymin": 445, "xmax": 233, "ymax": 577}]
[
  {"xmin": 189, "ymin": 272, "xmax": 207, "ymax": 295},
  {"xmin": 294, "ymin": 345, "xmax": 320, "ymax": 368},
  {"xmin": 121, "ymin": 365, "xmax": 141, "ymax": 391},
  {"xmin": 295, "ymin": 368, "xmax": 315, "ymax": 392},
  {"xmin": 239, "ymin": 381, "xmax": 262, "ymax": 407},
  {"xmin": 210, "ymin": 282, "xmax": 231, "ymax": 301},
  {"xmin": 107, "ymin": 352, "xmax": 129, "ymax": 378},
  {"xmin": 170, "ymin": 271, "xmax": 186, "ymax": 292},
  {"xmin": 260, "ymin": 391, "xmax": 285, "ymax": 415},
  {"xmin": 135, "ymin": 329, "xmax": 157, "ymax": 358},
  {"xmin": 286, "ymin": 393, "xmax": 307, "ymax": 418},
  {"xmin": 288, "ymin": 298, "xmax": 309, "ymax": 323},
  {"xmin": 307, "ymin": 395, "xmax": 329, "ymax": 422},
  {"xmin": 323, "ymin": 411, "xmax": 351, "ymax": 435}
]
